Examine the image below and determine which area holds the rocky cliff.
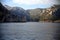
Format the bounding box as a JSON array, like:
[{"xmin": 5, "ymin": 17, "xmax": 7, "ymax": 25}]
[
  {"xmin": 0, "ymin": 3, "xmax": 30, "ymax": 22},
  {"xmin": 27, "ymin": 5, "xmax": 60, "ymax": 22},
  {"xmin": 0, "ymin": 2, "xmax": 60, "ymax": 22}
]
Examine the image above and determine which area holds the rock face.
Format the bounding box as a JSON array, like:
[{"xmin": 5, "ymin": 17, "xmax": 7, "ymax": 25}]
[
  {"xmin": 5, "ymin": 5, "xmax": 31, "ymax": 22},
  {"xmin": 0, "ymin": 3, "xmax": 10, "ymax": 22},
  {"xmin": 9, "ymin": 7, "xmax": 26, "ymax": 22},
  {"xmin": 51, "ymin": 8, "xmax": 60, "ymax": 22},
  {"xmin": 0, "ymin": 2, "xmax": 60, "ymax": 22},
  {"xmin": 27, "ymin": 5, "xmax": 60, "ymax": 22},
  {"xmin": 0, "ymin": 3, "xmax": 30, "ymax": 22},
  {"xmin": 26, "ymin": 8, "xmax": 43, "ymax": 21}
]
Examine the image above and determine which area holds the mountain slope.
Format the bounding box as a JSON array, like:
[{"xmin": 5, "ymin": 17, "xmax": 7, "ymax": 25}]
[
  {"xmin": 26, "ymin": 5, "xmax": 60, "ymax": 22},
  {"xmin": 4, "ymin": 5, "xmax": 31, "ymax": 22},
  {"xmin": 0, "ymin": 3, "xmax": 30, "ymax": 22},
  {"xmin": 0, "ymin": 3, "xmax": 60, "ymax": 22}
]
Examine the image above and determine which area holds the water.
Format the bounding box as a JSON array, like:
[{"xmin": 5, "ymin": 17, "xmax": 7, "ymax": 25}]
[{"xmin": 0, "ymin": 22, "xmax": 60, "ymax": 40}]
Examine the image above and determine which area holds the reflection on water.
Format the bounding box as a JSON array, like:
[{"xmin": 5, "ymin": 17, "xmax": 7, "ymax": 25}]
[{"xmin": 0, "ymin": 22, "xmax": 60, "ymax": 40}]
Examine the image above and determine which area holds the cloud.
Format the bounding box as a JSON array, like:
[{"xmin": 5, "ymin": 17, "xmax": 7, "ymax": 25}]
[{"xmin": 12, "ymin": 0, "xmax": 56, "ymax": 5}]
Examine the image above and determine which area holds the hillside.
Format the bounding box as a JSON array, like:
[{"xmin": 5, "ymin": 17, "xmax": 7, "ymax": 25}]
[
  {"xmin": 27, "ymin": 5, "xmax": 60, "ymax": 22},
  {"xmin": 0, "ymin": 2, "xmax": 60, "ymax": 22},
  {"xmin": 0, "ymin": 3, "xmax": 30, "ymax": 22}
]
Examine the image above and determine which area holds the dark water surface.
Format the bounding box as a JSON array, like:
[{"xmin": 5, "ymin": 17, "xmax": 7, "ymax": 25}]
[{"xmin": 0, "ymin": 22, "xmax": 60, "ymax": 40}]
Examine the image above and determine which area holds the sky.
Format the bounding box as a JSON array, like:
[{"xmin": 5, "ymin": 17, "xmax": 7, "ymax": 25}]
[{"xmin": 1, "ymin": 0, "xmax": 60, "ymax": 9}]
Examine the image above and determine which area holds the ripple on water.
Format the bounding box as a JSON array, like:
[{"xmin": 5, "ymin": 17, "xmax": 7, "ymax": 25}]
[{"xmin": 0, "ymin": 23, "xmax": 60, "ymax": 40}]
